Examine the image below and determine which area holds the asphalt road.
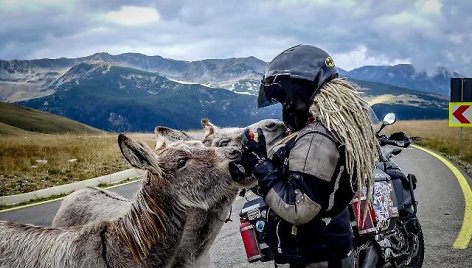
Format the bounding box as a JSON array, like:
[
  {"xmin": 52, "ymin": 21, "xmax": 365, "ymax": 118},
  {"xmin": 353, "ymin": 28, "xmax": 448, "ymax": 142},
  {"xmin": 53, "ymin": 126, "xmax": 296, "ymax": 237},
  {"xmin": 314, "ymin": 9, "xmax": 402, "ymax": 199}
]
[{"xmin": 1, "ymin": 146, "xmax": 471, "ymax": 267}]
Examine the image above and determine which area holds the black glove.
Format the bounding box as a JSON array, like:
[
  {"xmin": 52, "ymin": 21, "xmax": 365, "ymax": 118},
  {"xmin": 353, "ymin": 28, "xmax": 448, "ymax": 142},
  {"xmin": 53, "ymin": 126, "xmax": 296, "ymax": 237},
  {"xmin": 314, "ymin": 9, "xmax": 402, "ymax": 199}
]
[
  {"xmin": 243, "ymin": 128, "xmax": 267, "ymax": 155},
  {"xmin": 229, "ymin": 161, "xmax": 247, "ymax": 182},
  {"xmin": 235, "ymin": 128, "xmax": 267, "ymax": 175},
  {"xmin": 229, "ymin": 128, "xmax": 268, "ymax": 182},
  {"xmin": 242, "ymin": 128, "xmax": 268, "ymax": 172}
]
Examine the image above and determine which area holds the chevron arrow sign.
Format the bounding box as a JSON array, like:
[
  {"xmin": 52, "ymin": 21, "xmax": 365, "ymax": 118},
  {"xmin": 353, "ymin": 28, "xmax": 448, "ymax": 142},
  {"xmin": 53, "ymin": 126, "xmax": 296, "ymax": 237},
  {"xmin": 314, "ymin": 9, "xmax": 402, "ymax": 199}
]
[{"xmin": 449, "ymin": 102, "xmax": 472, "ymax": 127}]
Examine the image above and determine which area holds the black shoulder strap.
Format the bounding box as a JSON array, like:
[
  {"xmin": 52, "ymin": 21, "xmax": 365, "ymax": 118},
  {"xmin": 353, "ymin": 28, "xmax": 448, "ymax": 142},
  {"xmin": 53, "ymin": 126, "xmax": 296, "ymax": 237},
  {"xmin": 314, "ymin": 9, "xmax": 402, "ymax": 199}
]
[{"xmin": 284, "ymin": 135, "xmax": 297, "ymax": 151}]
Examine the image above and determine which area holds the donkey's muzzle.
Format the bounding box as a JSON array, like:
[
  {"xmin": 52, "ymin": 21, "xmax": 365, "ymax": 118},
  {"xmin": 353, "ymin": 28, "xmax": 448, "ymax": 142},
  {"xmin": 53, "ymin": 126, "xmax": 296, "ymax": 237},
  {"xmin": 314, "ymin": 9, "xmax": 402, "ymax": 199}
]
[{"xmin": 225, "ymin": 148, "xmax": 242, "ymax": 161}]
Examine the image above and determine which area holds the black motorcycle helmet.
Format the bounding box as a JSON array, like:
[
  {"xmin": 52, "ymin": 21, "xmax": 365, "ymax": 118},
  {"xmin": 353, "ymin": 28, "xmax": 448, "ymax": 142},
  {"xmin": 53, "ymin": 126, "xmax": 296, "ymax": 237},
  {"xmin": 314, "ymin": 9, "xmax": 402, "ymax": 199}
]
[{"xmin": 258, "ymin": 45, "xmax": 338, "ymax": 131}]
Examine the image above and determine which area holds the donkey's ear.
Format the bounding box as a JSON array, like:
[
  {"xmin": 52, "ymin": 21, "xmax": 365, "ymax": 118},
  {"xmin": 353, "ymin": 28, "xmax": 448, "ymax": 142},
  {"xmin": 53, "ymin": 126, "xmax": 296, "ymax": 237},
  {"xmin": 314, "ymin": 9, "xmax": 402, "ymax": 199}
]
[
  {"xmin": 180, "ymin": 131, "xmax": 193, "ymax": 141},
  {"xmin": 201, "ymin": 118, "xmax": 215, "ymax": 137},
  {"xmin": 155, "ymin": 126, "xmax": 172, "ymax": 150},
  {"xmin": 119, "ymin": 134, "xmax": 161, "ymax": 172}
]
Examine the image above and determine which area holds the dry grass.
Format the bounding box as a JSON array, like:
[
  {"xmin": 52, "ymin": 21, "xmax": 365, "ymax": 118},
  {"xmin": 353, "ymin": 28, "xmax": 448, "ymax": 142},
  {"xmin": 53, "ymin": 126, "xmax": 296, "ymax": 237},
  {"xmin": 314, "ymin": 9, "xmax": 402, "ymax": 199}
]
[
  {"xmin": 1, "ymin": 120, "xmax": 467, "ymax": 196},
  {"xmin": 0, "ymin": 133, "xmax": 155, "ymax": 196},
  {"xmin": 387, "ymin": 120, "xmax": 472, "ymax": 162}
]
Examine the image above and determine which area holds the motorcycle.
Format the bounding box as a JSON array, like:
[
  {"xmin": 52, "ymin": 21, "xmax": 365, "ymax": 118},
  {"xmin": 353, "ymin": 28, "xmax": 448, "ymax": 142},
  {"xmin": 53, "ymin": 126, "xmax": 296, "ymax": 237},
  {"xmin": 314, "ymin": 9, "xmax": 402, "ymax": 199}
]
[{"xmin": 238, "ymin": 112, "xmax": 424, "ymax": 267}]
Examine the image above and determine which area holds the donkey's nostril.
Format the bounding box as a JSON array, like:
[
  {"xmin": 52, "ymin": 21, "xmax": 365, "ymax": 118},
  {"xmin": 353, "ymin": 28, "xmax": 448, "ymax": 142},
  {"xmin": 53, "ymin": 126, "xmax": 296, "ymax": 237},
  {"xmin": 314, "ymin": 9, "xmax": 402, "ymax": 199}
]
[
  {"xmin": 266, "ymin": 122, "xmax": 276, "ymax": 129},
  {"xmin": 226, "ymin": 148, "xmax": 242, "ymax": 160}
]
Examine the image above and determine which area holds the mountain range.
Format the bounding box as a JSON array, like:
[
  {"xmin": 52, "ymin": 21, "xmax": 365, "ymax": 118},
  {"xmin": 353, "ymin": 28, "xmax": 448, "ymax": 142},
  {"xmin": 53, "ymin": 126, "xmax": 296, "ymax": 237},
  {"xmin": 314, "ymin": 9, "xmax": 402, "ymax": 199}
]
[
  {"xmin": 1, "ymin": 52, "xmax": 461, "ymax": 100},
  {"xmin": 0, "ymin": 53, "xmax": 452, "ymax": 131},
  {"xmin": 0, "ymin": 52, "xmax": 266, "ymax": 102},
  {"xmin": 346, "ymin": 64, "xmax": 463, "ymax": 96},
  {"xmin": 18, "ymin": 63, "xmax": 280, "ymax": 131}
]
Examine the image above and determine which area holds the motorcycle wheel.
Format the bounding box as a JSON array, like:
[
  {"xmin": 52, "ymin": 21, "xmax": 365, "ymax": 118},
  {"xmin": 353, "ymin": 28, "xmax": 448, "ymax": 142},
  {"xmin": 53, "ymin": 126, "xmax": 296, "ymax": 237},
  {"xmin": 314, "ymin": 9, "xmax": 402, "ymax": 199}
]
[{"xmin": 402, "ymin": 219, "xmax": 424, "ymax": 268}]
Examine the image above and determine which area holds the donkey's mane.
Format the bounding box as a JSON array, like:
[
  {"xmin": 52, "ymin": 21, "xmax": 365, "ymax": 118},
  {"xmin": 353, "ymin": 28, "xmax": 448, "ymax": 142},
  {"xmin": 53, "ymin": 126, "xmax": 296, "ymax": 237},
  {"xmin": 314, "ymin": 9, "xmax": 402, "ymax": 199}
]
[
  {"xmin": 112, "ymin": 170, "xmax": 185, "ymax": 262},
  {"xmin": 114, "ymin": 187, "xmax": 163, "ymax": 262}
]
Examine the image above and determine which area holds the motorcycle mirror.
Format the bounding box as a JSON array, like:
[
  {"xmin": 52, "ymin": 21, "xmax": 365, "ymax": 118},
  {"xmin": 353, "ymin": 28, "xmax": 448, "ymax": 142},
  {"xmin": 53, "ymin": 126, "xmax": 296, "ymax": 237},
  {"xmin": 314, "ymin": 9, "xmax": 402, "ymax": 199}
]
[
  {"xmin": 383, "ymin": 113, "xmax": 396, "ymax": 125},
  {"xmin": 376, "ymin": 113, "xmax": 397, "ymax": 136}
]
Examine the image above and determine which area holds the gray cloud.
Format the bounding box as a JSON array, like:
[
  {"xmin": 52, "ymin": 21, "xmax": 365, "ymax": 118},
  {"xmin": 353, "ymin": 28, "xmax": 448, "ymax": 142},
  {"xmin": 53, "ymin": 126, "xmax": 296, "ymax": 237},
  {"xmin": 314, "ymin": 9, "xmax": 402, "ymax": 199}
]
[{"xmin": 0, "ymin": 0, "xmax": 470, "ymax": 76}]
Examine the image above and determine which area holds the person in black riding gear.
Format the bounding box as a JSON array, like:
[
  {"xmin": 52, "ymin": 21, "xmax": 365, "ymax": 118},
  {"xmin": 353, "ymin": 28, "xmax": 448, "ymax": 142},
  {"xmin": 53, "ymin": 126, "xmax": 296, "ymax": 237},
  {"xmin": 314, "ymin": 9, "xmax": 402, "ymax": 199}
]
[{"xmin": 235, "ymin": 45, "xmax": 379, "ymax": 267}]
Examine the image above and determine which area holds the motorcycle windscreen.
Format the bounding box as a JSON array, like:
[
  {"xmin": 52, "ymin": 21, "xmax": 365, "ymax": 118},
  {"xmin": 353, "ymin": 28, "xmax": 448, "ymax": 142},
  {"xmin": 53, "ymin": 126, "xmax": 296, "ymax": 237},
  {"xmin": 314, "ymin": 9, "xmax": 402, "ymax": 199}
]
[{"xmin": 368, "ymin": 106, "xmax": 380, "ymax": 125}]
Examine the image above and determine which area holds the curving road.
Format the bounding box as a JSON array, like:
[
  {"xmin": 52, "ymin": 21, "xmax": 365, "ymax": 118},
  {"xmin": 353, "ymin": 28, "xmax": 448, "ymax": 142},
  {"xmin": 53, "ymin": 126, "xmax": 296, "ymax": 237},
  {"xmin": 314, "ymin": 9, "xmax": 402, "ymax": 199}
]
[
  {"xmin": 209, "ymin": 146, "xmax": 472, "ymax": 267},
  {"xmin": 1, "ymin": 146, "xmax": 471, "ymax": 267}
]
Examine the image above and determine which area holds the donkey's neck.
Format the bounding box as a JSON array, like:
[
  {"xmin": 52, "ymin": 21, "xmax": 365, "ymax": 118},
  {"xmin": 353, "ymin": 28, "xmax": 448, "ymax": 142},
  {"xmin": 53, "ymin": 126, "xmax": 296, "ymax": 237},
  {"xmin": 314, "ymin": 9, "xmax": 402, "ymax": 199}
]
[
  {"xmin": 109, "ymin": 181, "xmax": 186, "ymax": 267},
  {"xmin": 171, "ymin": 192, "xmax": 238, "ymax": 268}
]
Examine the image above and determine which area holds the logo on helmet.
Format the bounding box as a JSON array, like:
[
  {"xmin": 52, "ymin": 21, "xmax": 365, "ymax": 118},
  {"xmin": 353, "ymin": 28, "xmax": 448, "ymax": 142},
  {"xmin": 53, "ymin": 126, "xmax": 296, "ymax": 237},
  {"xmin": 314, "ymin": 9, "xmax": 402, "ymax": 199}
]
[{"xmin": 325, "ymin": 56, "xmax": 335, "ymax": 68}]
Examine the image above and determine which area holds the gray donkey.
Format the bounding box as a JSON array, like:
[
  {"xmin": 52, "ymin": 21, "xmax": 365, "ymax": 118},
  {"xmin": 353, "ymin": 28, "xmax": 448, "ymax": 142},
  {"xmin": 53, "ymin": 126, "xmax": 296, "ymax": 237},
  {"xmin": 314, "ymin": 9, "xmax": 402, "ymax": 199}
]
[
  {"xmin": 200, "ymin": 118, "xmax": 287, "ymax": 149},
  {"xmin": 0, "ymin": 134, "xmax": 242, "ymax": 268},
  {"xmin": 154, "ymin": 118, "xmax": 287, "ymax": 151},
  {"xmin": 52, "ymin": 119, "xmax": 287, "ymax": 268}
]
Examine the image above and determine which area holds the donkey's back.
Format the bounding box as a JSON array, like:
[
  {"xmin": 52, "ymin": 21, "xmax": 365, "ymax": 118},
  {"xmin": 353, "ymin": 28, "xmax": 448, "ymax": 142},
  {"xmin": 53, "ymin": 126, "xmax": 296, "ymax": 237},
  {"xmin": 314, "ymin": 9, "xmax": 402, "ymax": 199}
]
[{"xmin": 52, "ymin": 187, "xmax": 130, "ymax": 227}]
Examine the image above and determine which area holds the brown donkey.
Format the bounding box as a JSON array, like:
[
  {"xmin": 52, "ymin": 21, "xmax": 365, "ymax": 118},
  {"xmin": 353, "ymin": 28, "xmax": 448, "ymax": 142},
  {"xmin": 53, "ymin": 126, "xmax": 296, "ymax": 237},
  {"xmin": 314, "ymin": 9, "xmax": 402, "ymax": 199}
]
[
  {"xmin": 0, "ymin": 134, "xmax": 241, "ymax": 268},
  {"xmin": 52, "ymin": 119, "xmax": 287, "ymax": 267}
]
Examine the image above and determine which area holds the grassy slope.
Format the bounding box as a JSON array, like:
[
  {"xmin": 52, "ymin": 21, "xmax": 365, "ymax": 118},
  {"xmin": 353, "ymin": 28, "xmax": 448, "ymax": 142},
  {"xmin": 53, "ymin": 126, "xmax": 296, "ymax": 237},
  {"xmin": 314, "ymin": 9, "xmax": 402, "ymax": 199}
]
[
  {"xmin": 0, "ymin": 122, "xmax": 35, "ymax": 135},
  {"xmin": 388, "ymin": 120, "xmax": 472, "ymax": 163},
  {"xmin": 0, "ymin": 102, "xmax": 104, "ymax": 135}
]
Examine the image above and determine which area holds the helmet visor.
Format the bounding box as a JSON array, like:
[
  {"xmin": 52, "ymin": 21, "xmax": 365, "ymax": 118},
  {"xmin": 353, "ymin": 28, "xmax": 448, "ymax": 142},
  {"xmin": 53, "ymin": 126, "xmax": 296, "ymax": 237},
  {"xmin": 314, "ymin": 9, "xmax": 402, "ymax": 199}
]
[{"xmin": 257, "ymin": 76, "xmax": 289, "ymax": 108}]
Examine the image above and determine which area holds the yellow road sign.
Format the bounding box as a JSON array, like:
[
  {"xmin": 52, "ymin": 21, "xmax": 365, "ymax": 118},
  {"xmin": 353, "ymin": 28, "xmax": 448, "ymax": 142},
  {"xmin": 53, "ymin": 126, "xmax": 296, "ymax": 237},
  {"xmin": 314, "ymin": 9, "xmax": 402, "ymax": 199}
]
[{"xmin": 449, "ymin": 102, "xmax": 472, "ymax": 127}]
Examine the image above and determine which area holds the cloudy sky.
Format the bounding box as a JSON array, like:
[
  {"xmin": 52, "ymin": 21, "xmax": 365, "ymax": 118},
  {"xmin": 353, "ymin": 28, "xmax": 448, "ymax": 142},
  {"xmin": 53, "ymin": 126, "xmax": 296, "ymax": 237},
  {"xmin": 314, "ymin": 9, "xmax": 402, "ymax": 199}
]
[{"xmin": 0, "ymin": 0, "xmax": 471, "ymax": 75}]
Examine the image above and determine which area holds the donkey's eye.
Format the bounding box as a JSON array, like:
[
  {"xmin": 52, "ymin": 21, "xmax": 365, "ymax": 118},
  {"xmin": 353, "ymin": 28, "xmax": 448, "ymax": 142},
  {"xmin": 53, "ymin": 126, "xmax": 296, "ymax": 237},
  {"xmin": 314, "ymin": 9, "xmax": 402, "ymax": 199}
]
[
  {"xmin": 177, "ymin": 158, "xmax": 188, "ymax": 169},
  {"xmin": 218, "ymin": 138, "xmax": 231, "ymax": 147}
]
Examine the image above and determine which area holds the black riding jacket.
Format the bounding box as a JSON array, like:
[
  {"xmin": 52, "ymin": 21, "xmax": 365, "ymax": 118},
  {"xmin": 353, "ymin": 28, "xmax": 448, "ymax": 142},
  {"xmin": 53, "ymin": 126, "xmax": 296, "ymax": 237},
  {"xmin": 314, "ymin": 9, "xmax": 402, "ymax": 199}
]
[{"xmin": 253, "ymin": 121, "xmax": 355, "ymax": 264}]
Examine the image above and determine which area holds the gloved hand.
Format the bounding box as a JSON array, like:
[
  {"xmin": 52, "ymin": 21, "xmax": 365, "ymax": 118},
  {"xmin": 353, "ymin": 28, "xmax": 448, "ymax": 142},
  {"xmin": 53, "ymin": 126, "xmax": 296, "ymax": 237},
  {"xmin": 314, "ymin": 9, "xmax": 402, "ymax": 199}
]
[
  {"xmin": 229, "ymin": 128, "xmax": 268, "ymax": 182},
  {"xmin": 240, "ymin": 128, "xmax": 267, "ymax": 174},
  {"xmin": 229, "ymin": 161, "xmax": 247, "ymax": 182}
]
